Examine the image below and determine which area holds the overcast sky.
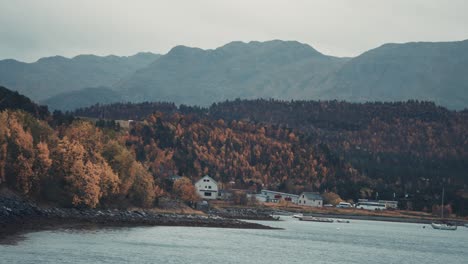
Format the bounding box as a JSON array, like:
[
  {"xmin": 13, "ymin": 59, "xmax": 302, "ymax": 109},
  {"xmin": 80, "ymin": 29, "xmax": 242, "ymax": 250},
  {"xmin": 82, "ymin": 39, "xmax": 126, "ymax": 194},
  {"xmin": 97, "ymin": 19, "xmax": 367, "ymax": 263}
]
[{"xmin": 1, "ymin": 0, "xmax": 467, "ymax": 62}]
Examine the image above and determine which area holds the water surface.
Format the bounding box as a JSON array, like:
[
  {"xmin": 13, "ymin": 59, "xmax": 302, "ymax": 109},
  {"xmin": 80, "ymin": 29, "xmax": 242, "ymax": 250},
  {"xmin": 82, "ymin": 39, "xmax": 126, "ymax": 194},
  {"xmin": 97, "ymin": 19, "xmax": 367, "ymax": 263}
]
[{"xmin": 1, "ymin": 217, "xmax": 467, "ymax": 264}]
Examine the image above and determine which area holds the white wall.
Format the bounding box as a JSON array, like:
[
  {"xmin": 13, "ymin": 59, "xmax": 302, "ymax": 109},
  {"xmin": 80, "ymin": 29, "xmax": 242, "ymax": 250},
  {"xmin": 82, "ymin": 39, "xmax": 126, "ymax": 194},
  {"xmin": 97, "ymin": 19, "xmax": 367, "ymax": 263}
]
[
  {"xmin": 195, "ymin": 176, "xmax": 218, "ymax": 200},
  {"xmin": 298, "ymin": 196, "xmax": 323, "ymax": 207}
]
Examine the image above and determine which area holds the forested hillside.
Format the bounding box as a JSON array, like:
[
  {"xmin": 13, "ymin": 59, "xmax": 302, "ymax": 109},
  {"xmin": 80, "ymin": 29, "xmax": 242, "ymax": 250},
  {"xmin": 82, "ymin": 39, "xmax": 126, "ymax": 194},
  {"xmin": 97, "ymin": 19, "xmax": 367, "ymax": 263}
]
[
  {"xmin": 0, "ymin": 87, "xmax": 163, "ymax": 209},
  {"xmin": 1, "ymin": 87, "xmax": 467, "ymax": 214},
  {"xmin": 74, "ymin": 99, "xmax": 468, "ymax": 214},
  {"xmin": 0, "ymin": 86, "xmax": 49, "ymax": 119}
]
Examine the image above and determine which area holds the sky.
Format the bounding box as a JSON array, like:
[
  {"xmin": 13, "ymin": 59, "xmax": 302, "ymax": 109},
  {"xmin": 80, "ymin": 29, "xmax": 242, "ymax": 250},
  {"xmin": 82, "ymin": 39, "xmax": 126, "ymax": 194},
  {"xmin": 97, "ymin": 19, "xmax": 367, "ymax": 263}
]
[{"xmin": 1, "ymin": 0, "xmax": 467, "ymax": 62}]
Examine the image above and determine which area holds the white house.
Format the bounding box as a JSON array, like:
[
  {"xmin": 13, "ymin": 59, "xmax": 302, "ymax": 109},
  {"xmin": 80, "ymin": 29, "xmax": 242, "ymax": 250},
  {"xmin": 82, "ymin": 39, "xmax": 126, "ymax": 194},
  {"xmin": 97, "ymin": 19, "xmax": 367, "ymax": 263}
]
[
  {"xmin": 195, "ymin": 175, "xmax": 219, "ymax": 200},
  {"xmin": 298, "ymin": 192, "xmax": 323, "ymax": 207}
]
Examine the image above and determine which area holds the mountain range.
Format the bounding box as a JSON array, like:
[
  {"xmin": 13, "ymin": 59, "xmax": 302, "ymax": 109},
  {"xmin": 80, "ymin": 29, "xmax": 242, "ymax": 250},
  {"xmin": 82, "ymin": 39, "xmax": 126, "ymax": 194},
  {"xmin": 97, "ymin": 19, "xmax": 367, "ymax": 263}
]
[
  {"xmin": 1, "ymin": 39, "xmax": 467, "ymax": 110},
  {"xmin": 0, "ymin": 52, "xmax": 159, "ymax": 103}
]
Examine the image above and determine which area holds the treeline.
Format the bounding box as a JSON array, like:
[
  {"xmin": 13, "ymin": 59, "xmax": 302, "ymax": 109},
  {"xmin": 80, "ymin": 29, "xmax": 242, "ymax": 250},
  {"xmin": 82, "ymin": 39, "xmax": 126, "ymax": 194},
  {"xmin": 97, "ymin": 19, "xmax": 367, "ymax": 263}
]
[
  {"xmin": 0, "ymin": 110, "xmax": 163, "ymax": 208},
  {"xmin": 73, "ymin": 102, "xmax": 178, "ymax": 120}
]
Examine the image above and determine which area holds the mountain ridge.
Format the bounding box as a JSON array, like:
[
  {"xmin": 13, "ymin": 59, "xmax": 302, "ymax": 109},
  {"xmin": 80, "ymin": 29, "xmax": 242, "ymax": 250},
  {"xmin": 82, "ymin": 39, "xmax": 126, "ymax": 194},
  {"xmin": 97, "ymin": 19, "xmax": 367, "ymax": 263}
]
[
  {"xmin": 0, "ymin": 52, "xmax": 161, "ymax": 101},
  {"xmin": 2, "ymin": 39, "xmax": 468, "ymax": 110}
]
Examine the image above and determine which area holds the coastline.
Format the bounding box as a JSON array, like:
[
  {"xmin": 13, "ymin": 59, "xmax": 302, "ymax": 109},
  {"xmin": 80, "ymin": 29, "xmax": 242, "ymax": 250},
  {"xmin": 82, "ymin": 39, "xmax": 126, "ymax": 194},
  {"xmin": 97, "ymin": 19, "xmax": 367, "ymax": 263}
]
[
  {"xmin": 0, "ymin": 196, "xmax": 277, "ymax": 244},
  {"xmin": 209, "ymin": 203, "xmax": 468, "ymax": 225}
]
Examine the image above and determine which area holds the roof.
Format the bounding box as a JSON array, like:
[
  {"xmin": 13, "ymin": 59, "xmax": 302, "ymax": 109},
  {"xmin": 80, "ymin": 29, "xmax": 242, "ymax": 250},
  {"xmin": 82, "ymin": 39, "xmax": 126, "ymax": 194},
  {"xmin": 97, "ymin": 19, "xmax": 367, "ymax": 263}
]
[
  {"xmin": 195, "ymin": 175, "xmax": 217, "ymax": 184},
  {"xmin": 301, "ymin": 192, "xmax": 323, "ymax": 200},
  {"xmin": 261, "ymin": 189, "xmax": 300, "ymax": 198}
]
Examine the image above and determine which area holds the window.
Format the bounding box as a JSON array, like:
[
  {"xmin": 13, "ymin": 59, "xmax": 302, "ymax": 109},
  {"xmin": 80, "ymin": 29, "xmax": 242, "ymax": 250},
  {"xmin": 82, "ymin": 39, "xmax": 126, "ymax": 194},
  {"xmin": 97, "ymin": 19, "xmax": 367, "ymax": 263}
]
[
  {"xmin": 204, "ymin": 192, "xmax": 212, "ymax": 196},
  {"xmin": 208, "ymin": 186, "xmax": 212, "ymax": 189}
]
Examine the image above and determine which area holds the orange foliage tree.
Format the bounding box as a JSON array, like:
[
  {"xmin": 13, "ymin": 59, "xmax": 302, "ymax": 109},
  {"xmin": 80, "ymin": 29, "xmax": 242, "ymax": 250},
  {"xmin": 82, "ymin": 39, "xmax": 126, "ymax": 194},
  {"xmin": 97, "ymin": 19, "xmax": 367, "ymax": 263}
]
[{"xmin": 173, "ymin": 177, "xmax": 200, "ymax": 203}]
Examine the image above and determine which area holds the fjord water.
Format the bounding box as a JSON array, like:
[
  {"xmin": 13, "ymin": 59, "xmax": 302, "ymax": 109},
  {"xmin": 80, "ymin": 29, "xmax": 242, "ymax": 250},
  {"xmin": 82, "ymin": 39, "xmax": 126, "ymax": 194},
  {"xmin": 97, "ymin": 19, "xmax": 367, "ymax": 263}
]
[{"xmin": 1, "ymin": 217, "xmax": 467, "ymax": 264}]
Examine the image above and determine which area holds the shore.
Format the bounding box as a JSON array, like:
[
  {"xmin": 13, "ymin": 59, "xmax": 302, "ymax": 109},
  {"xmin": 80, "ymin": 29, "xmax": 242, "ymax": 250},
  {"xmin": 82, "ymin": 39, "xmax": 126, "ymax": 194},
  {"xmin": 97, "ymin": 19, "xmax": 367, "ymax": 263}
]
[
  {"xmin": 0, "ymin": 195, "xmax": 277, "ymax": 243},
  {"xmin": 209, "ymin": 201, "xmax": 468, "ymax": 225}
]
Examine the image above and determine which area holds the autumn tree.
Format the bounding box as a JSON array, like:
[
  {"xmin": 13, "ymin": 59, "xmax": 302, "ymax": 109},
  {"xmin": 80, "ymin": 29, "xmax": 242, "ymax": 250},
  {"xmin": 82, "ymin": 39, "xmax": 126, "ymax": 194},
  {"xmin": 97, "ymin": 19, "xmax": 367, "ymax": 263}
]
[
  {"xmin": 322, "ymin": 192, "xmax": 344, "ymax": 205},
  {"xmin": 173, "ymin": 177, "xmax": 200, "ymax": 204}
]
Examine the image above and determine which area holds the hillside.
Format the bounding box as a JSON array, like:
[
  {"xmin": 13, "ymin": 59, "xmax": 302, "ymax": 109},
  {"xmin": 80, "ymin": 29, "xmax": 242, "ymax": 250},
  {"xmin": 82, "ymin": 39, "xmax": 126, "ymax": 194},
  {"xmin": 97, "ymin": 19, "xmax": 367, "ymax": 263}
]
[
  {"xmin": 115, "ymin": 40, "xmax": 348, "ymax": 105},
  {"xmin": 0, "ymin": 86, "xmax": 49, "ymax": 119},
  {"xmin": 1, "ymin": 87, "xmax": 467, "ymax": 214},
  {"xmin": 74, "ymin": 99, "xmax": 468, "ymax": 214},
  {"xmin": 0, "ymin": 52, "xmax": 160, "ymax": 101},
  {"xmin": 43, "ymin": 87, "xmax": 124, "ymax": 111},
  {"xmin": 319, "ymin": 40, "xmax": 468, "ymax": 109}
]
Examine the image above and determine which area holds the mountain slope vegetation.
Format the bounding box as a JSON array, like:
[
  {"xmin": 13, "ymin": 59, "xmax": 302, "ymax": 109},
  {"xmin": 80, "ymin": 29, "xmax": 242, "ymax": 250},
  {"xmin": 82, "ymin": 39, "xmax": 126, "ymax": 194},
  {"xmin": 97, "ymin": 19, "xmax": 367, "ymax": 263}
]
[{"xmin": 74, "ymin": 99, "xmax": 468, "ymax": 214}]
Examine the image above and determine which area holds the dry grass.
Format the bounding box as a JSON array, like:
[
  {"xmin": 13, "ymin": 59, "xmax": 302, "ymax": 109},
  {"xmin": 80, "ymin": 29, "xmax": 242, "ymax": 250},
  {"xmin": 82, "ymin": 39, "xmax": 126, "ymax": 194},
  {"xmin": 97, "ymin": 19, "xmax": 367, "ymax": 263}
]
[{"xmin": 263, "ymin": 202, "xmax": 468, "ymax": 221}]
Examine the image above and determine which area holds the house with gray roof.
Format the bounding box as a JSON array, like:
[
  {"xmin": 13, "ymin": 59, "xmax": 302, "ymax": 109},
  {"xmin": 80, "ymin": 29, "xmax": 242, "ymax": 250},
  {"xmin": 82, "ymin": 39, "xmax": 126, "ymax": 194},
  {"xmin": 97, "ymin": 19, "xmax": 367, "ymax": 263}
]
[{"xmin": 298, "ymin": 192, "xmax": 323, "ymax": 207}]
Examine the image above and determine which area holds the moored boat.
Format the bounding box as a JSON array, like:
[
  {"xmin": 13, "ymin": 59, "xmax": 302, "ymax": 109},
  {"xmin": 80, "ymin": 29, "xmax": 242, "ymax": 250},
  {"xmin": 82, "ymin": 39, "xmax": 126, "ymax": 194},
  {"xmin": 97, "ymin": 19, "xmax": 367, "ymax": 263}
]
[
  {"xmin": 270, "ymin": 215, "xmax": 281, "ymax": 220},
  {"xmin": 299, "ymin": 216, "xmax": 334, "ymax": 223},
  {"xmin": 292, "ymin": 213, "xmax": 303, "ymax": 218},
  {"xmin": 431, "ymin": 223, "xmax": 457, "ymax": 230},
  {"xmin": 336, "ymin": 219, "xmax": 350, "ymax": 223}
]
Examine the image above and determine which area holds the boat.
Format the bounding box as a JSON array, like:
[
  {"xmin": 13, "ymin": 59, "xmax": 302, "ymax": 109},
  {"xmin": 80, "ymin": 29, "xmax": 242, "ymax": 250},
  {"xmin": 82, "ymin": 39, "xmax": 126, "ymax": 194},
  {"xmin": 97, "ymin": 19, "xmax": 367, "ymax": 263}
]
[
  {"xmin": 431, "ymin": 187, "xmax": 457, "ymax": 230},
  {"xmin": 336, "ymin": 219, "xmax": 350, "ymax": 223},
  {"xmin": 431, "ymin": 223, "xmax": 457, "ymax": 230},
  {"xmin": 299, "ymin": 216, "xmax": 334, "ymax": 223},
  {"xmin": 292, "ymin": 213, "xmax": 303, "ymax": 218},
  {"xmin": 270, "ymin": 215, "xmax": 281, "ymax": 220}
]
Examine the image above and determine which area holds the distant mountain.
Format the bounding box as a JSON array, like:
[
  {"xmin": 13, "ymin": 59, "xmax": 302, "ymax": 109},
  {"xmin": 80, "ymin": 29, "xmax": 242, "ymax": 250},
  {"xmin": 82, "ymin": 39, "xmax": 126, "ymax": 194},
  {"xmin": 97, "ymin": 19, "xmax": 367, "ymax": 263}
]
[
  {"xmin": 318, "ymin": 40, "xmax": 468, "ymax": 109},
  {"xmin": 2, "ymin": 40, "xmax": 468, "ymax": 110},
  {"xmin": 0, "ymin": 52, "xmax": 160, "ymax": 101},
  {"xmin": 42, "ymin": 87, "xmax": 123, "ymax": 111},
  {"xmin": 116, "ymin": 40, "xmax": 348, "ymax": 105},
  {"xmin": 0, "ymin": 86, "xmax": 49, "ymax": 118}
]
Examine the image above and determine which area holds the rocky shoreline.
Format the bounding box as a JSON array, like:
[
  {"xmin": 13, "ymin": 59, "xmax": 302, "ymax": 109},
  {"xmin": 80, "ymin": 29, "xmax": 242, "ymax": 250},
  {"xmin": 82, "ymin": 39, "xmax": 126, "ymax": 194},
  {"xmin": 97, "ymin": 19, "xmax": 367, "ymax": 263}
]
[
  {"xmin": 0, "ymin": 195, "xmax": 276, "ymax": 242},
  {"xmin": 209, "ymin": 207, "xmax": 278, "ymax": 220}
]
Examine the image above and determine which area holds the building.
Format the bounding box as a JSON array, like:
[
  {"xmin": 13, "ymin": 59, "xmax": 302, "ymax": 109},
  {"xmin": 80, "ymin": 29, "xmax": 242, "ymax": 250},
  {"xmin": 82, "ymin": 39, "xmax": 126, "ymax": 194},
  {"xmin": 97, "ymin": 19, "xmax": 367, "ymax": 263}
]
[
  {"xmin": 298, "ymin": 192, "xmax": 323, "ymax": 207},
  {"xmin": 257, "ymin": 189, "xmax": 299, "ymax": 204},
  {"xmin": 195, "ymin": 175, "xmax": 219, "ymax": 200},
  {"xmin": 358, "ymin": 199, "xmax": 398, "ymax": 209}
]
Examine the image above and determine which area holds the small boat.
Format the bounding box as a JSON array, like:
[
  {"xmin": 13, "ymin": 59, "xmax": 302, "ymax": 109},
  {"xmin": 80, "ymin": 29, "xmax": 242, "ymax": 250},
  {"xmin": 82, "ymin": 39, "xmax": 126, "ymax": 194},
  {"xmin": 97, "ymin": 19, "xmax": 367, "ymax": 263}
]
[
  {"xmin": 292, "ymin": 213, "xmax": 303, "ymax": 218},
  {"xmin": 431, "ymin": 223, "xmax": 457, "ymax": 231},
  {"xmin": 299, "ymin": 216, "xmax": 334, "ymax": 223},
  {"xmin": 431, "ymin": 188, "xmax": 457, "ymax": 231},
  {"xmin": 270, "ymin": 215, "xmax": 281, "ymax": 220},
  {"xmin": 336, "ymin": 219, "xmax": 350, "ymax": 223}
]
